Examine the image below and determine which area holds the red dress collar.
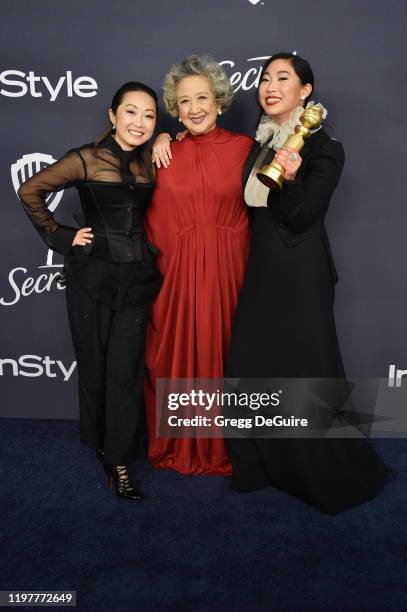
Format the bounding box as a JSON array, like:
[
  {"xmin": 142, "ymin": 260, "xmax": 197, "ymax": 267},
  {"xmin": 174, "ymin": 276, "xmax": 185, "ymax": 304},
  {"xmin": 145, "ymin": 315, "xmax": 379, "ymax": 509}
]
[{"xmin": 187, "ymin": 125, "xmax": 222, "ymax": 144}]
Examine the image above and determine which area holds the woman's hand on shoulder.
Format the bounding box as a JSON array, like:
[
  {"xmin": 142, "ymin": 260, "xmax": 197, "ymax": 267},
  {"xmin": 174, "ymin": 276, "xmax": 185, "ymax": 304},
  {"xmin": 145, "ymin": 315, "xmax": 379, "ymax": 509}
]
[
  {"xmin": 152, "ymin": 133, "xmax": 172, "ymax": 169},
  {"xmin": 274, "ymin": 146, "xmax": 302, "ymax": 181},
  {"xmin": 152, "ymin": 130, "xmax": 189, "ymax": 169},
  {"xmin": 72, "ymin": 227, "xmax": 93, "ymax": 246}
]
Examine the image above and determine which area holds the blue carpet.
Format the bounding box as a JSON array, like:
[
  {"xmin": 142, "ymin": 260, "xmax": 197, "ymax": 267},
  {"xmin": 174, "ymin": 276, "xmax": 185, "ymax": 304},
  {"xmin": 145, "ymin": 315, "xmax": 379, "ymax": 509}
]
[{"xmin": 0, "ymin": 418, "xmax": 406, "ymax": 611}]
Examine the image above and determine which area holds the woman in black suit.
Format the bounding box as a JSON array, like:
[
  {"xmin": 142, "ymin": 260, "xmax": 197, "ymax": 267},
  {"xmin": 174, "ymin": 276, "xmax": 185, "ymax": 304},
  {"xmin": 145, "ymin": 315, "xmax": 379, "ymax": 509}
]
[{"xmin": 225, "ymin": 52, "xmax": 389, "ymax": 514}]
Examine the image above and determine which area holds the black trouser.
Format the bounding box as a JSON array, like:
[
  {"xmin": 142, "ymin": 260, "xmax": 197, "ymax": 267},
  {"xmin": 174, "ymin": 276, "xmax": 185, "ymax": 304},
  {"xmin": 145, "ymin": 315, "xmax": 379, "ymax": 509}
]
[{"xmin": 65, "ymin": 281, "xmax": 150, "ymax": 465}]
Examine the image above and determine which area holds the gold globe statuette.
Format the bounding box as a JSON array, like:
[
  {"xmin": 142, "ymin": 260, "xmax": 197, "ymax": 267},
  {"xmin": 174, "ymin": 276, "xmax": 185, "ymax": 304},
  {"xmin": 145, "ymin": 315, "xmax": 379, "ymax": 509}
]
[{"xmin": 256, "ymin": 104, "xmax": 324, "ymax": 190}]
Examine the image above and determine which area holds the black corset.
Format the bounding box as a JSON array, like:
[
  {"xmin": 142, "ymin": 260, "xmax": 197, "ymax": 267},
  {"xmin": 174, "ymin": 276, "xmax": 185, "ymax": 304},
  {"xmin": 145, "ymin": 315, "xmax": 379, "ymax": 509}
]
[
  {"xmin": 78, "ymin": 181, "xmax": 155, "ymax": 263},
  {"xmin": 17, "ymin": 134, "xmax": 158, "ymax": 259}
]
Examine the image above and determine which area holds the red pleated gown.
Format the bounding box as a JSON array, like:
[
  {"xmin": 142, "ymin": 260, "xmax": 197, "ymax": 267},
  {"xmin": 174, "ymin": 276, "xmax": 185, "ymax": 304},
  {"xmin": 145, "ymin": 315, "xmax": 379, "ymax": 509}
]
[{"xmin": 144, "ymin": 127, "xmax": 253, "ymax": 475}]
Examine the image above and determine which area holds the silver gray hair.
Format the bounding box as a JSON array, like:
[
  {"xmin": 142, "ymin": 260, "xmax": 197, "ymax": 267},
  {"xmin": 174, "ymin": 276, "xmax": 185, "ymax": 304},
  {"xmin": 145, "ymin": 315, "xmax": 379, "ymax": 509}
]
[{"xmin": 162, "ymin": 54, "xmax": 233, "ymax": 117}]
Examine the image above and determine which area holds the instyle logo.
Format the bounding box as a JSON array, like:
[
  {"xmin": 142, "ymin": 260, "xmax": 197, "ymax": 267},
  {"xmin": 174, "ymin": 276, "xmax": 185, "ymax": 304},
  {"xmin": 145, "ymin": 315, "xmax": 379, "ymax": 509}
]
[
  {"xmin": 388, "ymin": 364, "xmax": 407, "ymax": 387},
  {"xmin": 0, "ymin": 355, "xmax": 76, "ymax": 381},
  {"xmin": 0, "ymin": 70, "xmax": 98, "ymax": 101},
  {"xmin": 0, "ymin": 154, "xmax": 65, "ymax": 307}
]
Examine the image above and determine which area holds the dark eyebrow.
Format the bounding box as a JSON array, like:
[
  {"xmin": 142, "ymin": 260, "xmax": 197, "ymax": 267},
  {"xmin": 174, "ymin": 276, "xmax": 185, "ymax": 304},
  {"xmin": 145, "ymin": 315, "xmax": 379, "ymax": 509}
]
[
  {"xmin": 263, "ymin": 70, "xmax": 290, "ymax": 76},
  {"xmin": 125, "ymin": 103, "xmax": 156, "ymax": 113}
]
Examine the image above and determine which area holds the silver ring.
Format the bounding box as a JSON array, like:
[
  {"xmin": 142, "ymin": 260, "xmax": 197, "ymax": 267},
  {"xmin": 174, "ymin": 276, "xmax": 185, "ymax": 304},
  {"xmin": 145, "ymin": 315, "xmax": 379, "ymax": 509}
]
[{"xmin": 289, "ymin": 153, "xmax": 298, "ymax": 161}]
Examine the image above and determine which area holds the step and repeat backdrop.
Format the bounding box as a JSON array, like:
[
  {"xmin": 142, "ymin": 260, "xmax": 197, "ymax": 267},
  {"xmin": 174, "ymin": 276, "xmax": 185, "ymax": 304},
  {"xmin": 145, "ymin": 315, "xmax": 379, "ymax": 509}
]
[{"xmin": 0, "ymin": 0, "xmax": 405, "ymax": 418}]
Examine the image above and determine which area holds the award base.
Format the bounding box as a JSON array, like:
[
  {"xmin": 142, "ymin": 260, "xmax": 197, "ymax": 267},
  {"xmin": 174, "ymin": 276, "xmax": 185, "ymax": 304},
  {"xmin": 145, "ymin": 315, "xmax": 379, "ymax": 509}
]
[{"xmin": 257, "ymin": 163, "xmax": 284, "ymax": 190}]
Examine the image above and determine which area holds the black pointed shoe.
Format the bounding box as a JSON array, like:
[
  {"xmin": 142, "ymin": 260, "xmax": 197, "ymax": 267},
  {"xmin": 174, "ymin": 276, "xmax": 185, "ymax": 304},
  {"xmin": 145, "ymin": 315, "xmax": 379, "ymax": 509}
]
[{"xmin": 103, "ymin": 464, "xmax": 143, "ymax": 500}]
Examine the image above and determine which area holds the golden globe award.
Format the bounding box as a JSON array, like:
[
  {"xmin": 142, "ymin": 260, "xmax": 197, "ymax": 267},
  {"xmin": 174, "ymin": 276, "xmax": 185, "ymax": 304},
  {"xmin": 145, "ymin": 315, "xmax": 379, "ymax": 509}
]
[{"xmin": 257, "ymin": 104, "xmax": 324, "ymax": 190}]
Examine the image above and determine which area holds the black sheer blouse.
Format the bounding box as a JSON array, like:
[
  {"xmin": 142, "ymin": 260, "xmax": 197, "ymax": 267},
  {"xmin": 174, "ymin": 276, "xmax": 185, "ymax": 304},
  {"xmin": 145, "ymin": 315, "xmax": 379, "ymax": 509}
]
[
  {"xmin": 18, "ymin": 136, "xmax": 161, "ymax": 310},
  {"xmin": 18, "ymin": 135, "xmax": 155, "ymax": 260}
]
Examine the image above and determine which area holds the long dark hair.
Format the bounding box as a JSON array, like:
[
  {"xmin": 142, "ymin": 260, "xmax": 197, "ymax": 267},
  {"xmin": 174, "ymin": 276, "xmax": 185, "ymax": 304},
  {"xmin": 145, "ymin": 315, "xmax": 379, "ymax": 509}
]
[
  {"xmin": 96, "ymin": 81, "xmax": 158, "ymax": 182},
  {"xmin": 255, "ymin": 52, "xmax": 314, "ymax": 127}
]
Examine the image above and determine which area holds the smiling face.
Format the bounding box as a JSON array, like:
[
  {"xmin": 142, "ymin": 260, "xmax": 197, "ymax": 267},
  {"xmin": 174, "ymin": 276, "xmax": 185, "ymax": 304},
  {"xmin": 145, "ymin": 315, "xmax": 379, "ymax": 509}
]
[
  {"xmin": 258, "ymin": 58, "xmax": 312, "ymax": 124},
  {"xmin": 109, "ymin": 91, "xmax": 157, "ymax": 150},
  {"xmin": 176, "ymin": 75, "xmax": 218, "ymax": 135}
]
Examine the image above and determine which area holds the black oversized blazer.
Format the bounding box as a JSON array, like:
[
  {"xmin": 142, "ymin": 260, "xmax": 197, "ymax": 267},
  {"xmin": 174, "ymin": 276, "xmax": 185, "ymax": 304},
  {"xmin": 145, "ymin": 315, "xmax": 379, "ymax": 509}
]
[{"xmin": 242, "ymin": 128, "xmax": 345, "ymax": 284}]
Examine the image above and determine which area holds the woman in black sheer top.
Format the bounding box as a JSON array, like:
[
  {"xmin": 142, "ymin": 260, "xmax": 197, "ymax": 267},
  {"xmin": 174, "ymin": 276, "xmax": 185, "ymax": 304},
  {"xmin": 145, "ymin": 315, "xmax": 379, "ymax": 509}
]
[{"xmin": 18, "ymin": 82, "xmax": 162, "ymax": 500}]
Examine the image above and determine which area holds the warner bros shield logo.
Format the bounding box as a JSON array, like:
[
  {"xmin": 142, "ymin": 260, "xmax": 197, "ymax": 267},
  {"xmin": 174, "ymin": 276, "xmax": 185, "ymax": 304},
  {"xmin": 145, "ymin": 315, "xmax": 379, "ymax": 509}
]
[{"xmin": 11, "ymin": 153, "xmax": 64, "ymax": 266}]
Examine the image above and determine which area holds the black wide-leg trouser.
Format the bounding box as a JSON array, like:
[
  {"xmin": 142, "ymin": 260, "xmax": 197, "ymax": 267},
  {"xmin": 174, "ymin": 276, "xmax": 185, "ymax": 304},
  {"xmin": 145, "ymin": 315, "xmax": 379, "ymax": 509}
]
[{"xmin": 65, "ymin": 280, "xmax": 150, "ymax": 466}]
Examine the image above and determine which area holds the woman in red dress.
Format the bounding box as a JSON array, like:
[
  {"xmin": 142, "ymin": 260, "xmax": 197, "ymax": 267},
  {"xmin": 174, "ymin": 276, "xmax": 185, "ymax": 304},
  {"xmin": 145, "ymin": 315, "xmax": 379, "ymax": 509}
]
[{"xmin": 145, "ymin": 55, "xmax": 252, "ymax": 475}]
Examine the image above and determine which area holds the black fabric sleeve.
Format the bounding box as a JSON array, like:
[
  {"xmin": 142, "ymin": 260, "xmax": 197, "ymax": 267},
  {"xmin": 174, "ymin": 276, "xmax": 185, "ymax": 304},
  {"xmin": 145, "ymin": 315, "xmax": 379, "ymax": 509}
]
[
  {"xmin": 17, "ymin": 150, "xmax": 86, "ymax": 254},
  {"xmin": 267, "ymin": 138, "xmax": 345, "ymax": 233}
]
